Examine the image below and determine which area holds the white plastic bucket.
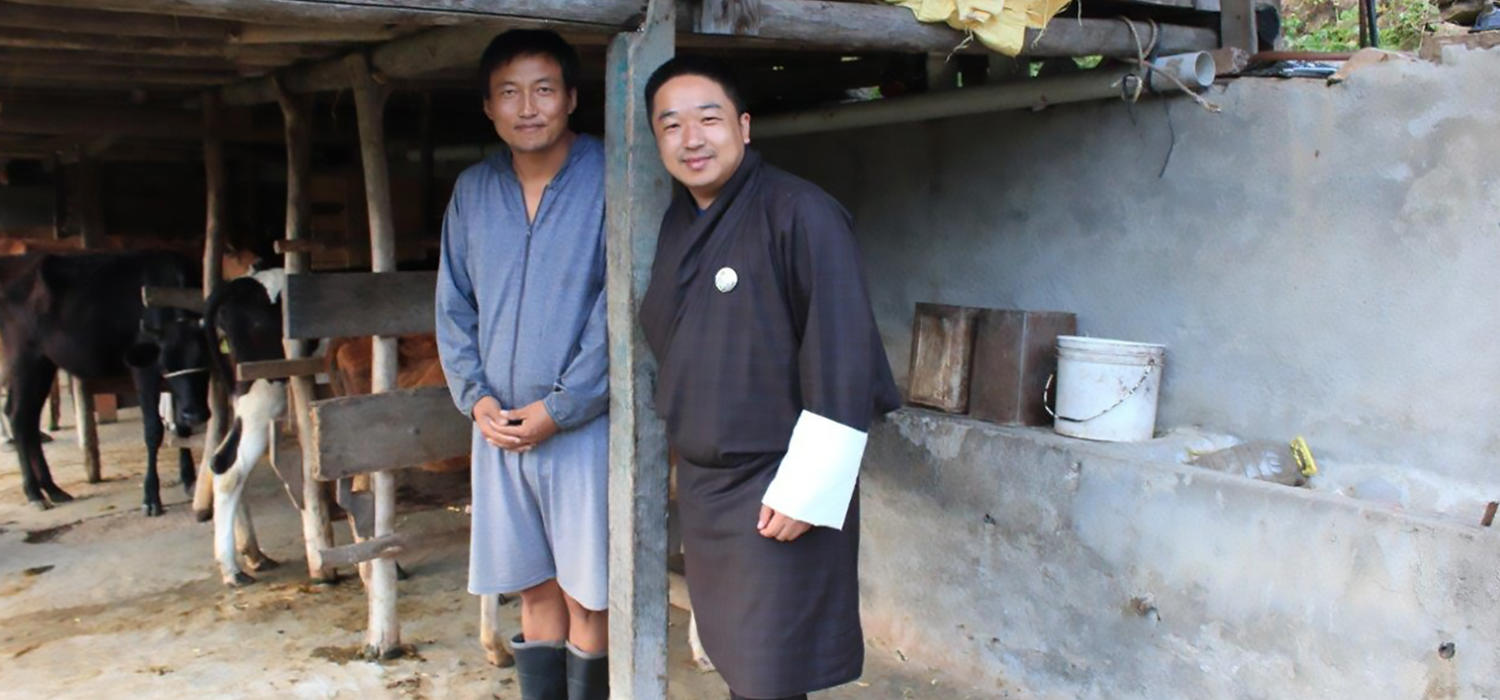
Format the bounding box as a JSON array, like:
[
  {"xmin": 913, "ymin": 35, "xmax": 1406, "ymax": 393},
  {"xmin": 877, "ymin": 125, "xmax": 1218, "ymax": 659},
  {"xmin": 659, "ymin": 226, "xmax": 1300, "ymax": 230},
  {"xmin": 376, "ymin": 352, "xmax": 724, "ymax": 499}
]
[{"xmin": 1051, "ymin": 335, "xmax": 1166, "ymax": 442}]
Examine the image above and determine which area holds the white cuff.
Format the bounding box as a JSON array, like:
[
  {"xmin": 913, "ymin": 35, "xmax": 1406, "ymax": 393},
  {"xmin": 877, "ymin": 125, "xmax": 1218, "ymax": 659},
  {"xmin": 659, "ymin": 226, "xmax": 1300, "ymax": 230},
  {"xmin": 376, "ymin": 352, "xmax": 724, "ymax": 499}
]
[{"xmin": 762, "ymin": 410, "xmax": 867, "ymax": 530}]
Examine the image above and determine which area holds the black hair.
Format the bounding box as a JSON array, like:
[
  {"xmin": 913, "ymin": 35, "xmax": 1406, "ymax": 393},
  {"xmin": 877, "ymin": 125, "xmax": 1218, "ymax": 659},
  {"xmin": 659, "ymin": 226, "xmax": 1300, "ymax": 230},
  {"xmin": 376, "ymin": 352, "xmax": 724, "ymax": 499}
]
[
  {"xmin": 643, "ymin": 55, "xmax": 747, "ymax": 116},
  {"xmin": 477, "ymin": 29, "xmax": 580, "ymax": 97}
]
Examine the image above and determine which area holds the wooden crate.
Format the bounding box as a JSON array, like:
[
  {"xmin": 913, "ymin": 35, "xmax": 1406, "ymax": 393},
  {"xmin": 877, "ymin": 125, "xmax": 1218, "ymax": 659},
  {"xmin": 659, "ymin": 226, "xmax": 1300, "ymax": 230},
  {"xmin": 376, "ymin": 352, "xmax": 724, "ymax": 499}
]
[
  {"xmin": 906, "ymin": 303, "xmax": 980, "ymax": 413},
  {"xmin": 968, "ymin": 310, "xmax": 1076, "ymax": 426}
]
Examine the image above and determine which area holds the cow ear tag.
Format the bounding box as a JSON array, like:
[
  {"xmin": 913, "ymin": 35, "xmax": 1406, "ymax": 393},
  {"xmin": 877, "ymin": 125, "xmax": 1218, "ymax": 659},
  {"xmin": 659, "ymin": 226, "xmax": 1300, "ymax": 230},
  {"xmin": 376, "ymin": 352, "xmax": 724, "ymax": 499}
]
[{"xmin": 714, "ymin": 267, "xmax": 738, "ymax": 293}]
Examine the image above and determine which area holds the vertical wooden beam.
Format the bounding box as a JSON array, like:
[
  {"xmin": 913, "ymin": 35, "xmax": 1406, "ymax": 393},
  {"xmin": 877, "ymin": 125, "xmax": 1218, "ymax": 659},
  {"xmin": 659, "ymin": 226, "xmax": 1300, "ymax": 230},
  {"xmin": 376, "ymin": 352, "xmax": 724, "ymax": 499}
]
[
  {"xmin": 71, "ymin": 376, "xmax": 100, "ymax": 482},
  {"xmin": 275, "ymin": 77, "xmax": 338, "ymax": 584},
  {"xmin": 605, "ymin": 1, "xmax": 674, "ymax": 696},
  {"xmin": 1219, "ymin": 0, "xmax": 1258, "ymax": 53},
  {"xmin": 346, "ymin": 51, "xmax": 401, "ymax": 659},
  {"xmin": 195, "ymin": 90, "xmax": 231, "ymax": 519},
  {"xmin": 70, "ymin": 153, "xmax": 103, "ymax": 483},
  {"xmin": 75, "ymin": 154, "xmax": 104, "ymax": 248},
  {"xmin": 50, "ymin": 154, "xmax": 64, "ymax": 240}
]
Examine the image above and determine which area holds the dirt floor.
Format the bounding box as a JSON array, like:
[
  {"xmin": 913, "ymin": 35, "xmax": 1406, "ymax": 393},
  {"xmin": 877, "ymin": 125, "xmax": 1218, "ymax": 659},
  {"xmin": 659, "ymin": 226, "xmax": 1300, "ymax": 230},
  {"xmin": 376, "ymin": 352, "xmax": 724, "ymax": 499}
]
[{"xmin": 0, "ymin": 406, "xmax": 982, "ymax": 699}]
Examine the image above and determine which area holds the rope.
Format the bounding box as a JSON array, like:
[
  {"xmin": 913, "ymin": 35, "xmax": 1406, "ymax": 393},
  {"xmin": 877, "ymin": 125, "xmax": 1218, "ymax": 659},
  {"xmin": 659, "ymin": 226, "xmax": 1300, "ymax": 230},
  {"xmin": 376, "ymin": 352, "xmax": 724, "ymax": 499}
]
[{"xmin": 1114, "ymin": 17, "xmax": 1222, "ymax": 113}]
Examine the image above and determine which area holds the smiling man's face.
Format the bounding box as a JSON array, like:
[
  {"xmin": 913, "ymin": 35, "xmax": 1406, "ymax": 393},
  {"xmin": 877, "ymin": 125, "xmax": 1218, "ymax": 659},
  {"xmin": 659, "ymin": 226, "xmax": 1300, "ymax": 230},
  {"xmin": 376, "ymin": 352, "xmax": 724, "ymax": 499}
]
[
  {"xmin": 650, "ymin": 73, "xmax": 751, "ymax": 208},
  {"xmin": 483, "ymin": 53, "xmax": 576, "ymax": 154}
]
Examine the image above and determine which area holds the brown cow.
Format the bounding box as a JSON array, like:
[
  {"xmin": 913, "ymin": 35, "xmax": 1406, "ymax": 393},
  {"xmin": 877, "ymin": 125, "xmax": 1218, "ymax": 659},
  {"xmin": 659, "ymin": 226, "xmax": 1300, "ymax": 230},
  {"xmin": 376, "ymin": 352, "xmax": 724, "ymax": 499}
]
[{"xmin": 326, "ymin": 333, "xmax": 468, "ymax": 473}]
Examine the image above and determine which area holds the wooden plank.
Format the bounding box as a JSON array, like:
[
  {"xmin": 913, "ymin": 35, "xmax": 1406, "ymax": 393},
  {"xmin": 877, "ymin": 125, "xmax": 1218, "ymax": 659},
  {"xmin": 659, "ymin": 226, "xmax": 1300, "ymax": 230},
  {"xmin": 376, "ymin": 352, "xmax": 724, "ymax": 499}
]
[
  {"xmin": 320, "ymin": 532, "xmax": 405, "ymax": 567},
  {"xmin": 0, "ymin": 64, "xmax": 240, "ymax": 87},
  {"xmin": 236, "ymin": 357, "xmax": 326, "ymax": 382},
  {"xmin": 0, "ymin": 48, "xmax": 246, "ymax": 72},
  {"xmin": 141, "ymin": 285, "xmax": 208, "ymax": 313},
  {"xmin": 308, "ymin": 387, "xmax": 469, "ymax": 482},
  {"xmin": 0, "ymin": 3, "xmax": 234, "ymax": 41},
  {"xmin": 605, "ymin": 1, "xmax": 674, "ymax": 695},
  {"xmin": 1219, "ymin": 0, "xmax": 1258, "ymax": 53},
  {"xmin": 231, "ymin": 24, "xmax": 405, "ymax": 45},
  {"xmin": 698, "ymin": 0, "xmax": 762, "ymax": 35},
  {"xmin": 0, "ymin": 27, "xmax": 339, "ymax": 61},
  {"xmin": 318, "ymin": 528, "xmax": 468, "ymax": 568},
  {"xmin": 282, "ymin": 271, "xmax": 437, "ymax": 339},
  {"xmin": 13, "ymin": 0, "xmax": 638, "ymax": 28},
  {"xmin": 906, "ymin": 303, "xmax": 978, "ymax": 413}
]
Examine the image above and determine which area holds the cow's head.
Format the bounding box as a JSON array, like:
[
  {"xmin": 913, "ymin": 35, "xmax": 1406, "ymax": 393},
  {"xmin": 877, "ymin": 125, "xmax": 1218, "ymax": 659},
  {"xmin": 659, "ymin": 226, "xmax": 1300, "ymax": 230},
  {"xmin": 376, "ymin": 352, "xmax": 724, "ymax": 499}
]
[{"xmin": 127, "ymin": 309, "xmax": 212, "ymax": 432}]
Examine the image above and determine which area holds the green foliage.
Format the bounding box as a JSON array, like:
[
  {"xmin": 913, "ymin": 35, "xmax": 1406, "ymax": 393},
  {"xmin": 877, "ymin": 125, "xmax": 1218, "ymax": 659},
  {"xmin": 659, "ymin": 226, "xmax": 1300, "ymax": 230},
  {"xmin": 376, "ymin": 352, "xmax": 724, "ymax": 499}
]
[{"xmin": 1281, "ymin": 0, "xmax": 1437, "ymax": 52}]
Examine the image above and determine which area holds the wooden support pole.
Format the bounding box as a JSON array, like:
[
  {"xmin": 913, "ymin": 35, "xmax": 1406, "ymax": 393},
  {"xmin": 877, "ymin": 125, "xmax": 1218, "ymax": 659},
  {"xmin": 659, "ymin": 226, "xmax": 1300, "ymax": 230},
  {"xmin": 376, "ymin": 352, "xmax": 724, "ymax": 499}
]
[
  {"xmin": 71, "ymin": 377, "xmax": 101, "ymax": 483},
  {"xmin": 346, "ymin": 51, "xmax": 401, "ymax": 659},
  {"xmin": 1219, "ymin": 0, "xmax": 1258, "ymax": 53},
  {"xmin": 66, "ymin": 153, "xmax": 103, "ymax": 482},
  {"xmin": 275, "ymin": 77, "xmax": 337, "ymax": 582},
  {"xmin": 605, "ymin": 1, "xmax": 674, "ymax": 695},
  {"xmin": 194, "ymin": 91, "xmax": 231, "ymax": 520},
  {"xmin": 75, "ymin": 155, "xmax": 104, "ymax": 249}
]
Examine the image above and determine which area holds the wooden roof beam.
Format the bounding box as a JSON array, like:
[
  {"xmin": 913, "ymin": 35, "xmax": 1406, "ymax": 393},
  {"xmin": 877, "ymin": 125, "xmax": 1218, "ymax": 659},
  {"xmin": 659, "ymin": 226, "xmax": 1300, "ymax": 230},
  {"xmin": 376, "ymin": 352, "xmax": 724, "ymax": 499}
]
[
  {"xmin": 0, "ymin": 27, "xmax": 346, "ymax": 62},
  {"xmin": 0, "ymin": 101, "xmax": 282, "ymax": 142},
  {"xmin": 1, "ymin": 65, "xmax": 243, "ymax": 87}
]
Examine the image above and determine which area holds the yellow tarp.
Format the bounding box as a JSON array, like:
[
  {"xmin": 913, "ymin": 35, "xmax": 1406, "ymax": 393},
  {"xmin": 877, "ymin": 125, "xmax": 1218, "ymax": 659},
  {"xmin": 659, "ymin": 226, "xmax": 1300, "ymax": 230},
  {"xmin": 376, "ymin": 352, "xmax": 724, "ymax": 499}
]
[{"xmin": 888, "ymin": 0, "xmax": 1074, "ymax": 56}]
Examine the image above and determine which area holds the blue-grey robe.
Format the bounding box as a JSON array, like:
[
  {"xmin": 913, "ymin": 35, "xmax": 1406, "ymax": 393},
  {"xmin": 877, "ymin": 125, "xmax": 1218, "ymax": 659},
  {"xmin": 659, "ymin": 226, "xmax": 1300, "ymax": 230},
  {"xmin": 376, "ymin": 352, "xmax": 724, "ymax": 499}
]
[{"xmin": 435, "ymin": 134, "xmax": 609, "ymax": 608}]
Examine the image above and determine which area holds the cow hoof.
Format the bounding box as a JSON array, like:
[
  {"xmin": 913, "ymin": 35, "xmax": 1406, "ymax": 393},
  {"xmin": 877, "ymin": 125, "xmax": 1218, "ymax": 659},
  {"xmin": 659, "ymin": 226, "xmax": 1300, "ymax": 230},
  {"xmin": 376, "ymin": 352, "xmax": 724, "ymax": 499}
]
[
  {"xmin": 485, "ymin": 648, "xmax": 516, "ymax": 668},
  {"xmin": 395, "ymin": 563, "xmax": 411, "ymax": 581},
  {"xmin": 226, "ymin": 572, "xmax": 257, "ymax": 587},
  {"xmin": 247, "ymin": 556, "xmax": 280, "ymax": 572},
  {"xmin": 30, "ymin": 499, "xmax": 51, "ymax": 512},
  {"xmin": 194, "ymin": 508, "xmax": 213, "ymax": 523},
  {"xmin": 142, "ymin": 503, "xmax": 165, "ymax": 517},
  {"xmin": 44, "ymin": 488, "xmax": 74, "ymax": 503}
]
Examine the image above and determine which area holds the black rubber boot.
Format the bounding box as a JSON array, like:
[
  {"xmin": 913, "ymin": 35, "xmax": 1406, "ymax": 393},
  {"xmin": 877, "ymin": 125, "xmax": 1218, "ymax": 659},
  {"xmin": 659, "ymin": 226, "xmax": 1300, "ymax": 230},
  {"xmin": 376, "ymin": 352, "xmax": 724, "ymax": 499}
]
[
  {"xmin": 566, "ymin": 642, "xmax": 609, "ymax": 700},
  {"xmin": 512, "ymin": 633, "xmax": 567, "ymax": 700}
]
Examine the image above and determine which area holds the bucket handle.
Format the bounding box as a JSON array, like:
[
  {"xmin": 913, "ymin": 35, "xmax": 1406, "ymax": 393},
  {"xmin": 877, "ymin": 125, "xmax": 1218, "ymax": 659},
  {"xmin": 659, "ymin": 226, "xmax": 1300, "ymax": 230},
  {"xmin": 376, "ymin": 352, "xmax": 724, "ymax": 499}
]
[{"xmin": 1044, "ymin": 358, "xmax": 1158, "ymax": 424}]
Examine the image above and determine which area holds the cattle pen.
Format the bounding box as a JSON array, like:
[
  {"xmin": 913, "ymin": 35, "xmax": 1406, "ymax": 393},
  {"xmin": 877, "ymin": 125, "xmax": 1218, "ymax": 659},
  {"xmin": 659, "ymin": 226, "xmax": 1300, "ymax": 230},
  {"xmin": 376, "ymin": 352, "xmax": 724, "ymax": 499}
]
[{"xmin": 5, "ymin": 0, "xmax": 1498, "ymax": 699}]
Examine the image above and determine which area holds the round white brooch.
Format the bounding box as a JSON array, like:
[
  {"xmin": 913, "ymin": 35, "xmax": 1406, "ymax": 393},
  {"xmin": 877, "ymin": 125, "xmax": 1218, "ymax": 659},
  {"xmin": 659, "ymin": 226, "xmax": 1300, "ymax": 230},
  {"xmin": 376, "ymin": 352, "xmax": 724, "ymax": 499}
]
[{"xmin": 714, "ymin": 266, "xmax": 738, "ymax": 293}]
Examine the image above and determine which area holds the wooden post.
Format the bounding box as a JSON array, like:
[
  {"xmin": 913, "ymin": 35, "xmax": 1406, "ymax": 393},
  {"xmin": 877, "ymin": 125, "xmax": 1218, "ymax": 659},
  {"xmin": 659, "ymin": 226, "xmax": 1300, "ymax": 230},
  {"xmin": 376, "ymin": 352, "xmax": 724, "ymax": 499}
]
[
  {"xmin": 71, "ymin": 376, "xmax": 100, "ymax": 482},
  {"xmin": 68, "ymin": 152, "xmax": 103, "ymax": 482},
  {"xmin": 75, "ymin": 154, "xmax": 103, "ymax": 248},
  {"xmin": 346, "ymin": 51, "xmax": 401, "ymax": 659},
  {"xmin": 194, "ymin": 91, "xmax": 231, "ymax": 519},
  {"xmin": 274, "ymin": 77, "xmax": 337, "ymax": 583},
  {"xmin": 1219, "ymin": 0, "xmax": 1258, "ymax": 54},
  {"xmin": 604, "ymin": 1, "xmax": 674, "ymax": 695}
]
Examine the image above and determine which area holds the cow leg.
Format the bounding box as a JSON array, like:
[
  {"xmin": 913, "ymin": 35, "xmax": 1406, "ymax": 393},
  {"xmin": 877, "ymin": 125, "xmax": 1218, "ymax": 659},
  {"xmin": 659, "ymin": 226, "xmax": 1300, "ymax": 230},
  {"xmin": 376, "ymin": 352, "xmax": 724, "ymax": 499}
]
[
  {"xmin": 213, "ymin": 380, "xmax": 284, "ymax": 586},
  {"xmin": 213, "ymin": 417, "xmax": 256, "ymax": 586},
  {"xmin": 9, "ymin": 354, "xmax": 66, "ymax": 507},
  {"xmin": 178, "ymin": 447, "xmax": 195, "ymax": 496},
  {"xmin": 132, "ymin": 369, "xmax": 166, "ymax": 516},
  {"xmin": 235, "ymin": 496, "xmax": 279, "ymax": 572}
]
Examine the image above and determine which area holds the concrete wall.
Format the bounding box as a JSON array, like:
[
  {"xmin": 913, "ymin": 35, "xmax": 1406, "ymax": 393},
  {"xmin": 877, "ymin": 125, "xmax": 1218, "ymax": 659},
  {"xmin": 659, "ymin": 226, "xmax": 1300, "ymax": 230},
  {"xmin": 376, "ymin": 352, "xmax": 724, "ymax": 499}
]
[
  {"xmin": 861, "ymin": 410, "xmax": 1498, "ymax": 698},
  {"xmin": 761, "ymin": 48, "xmax": 1500, "ymax": 488},
  {"xmin": 759, "ymin": 47, "xmax": 1500, "ymax": 697}
]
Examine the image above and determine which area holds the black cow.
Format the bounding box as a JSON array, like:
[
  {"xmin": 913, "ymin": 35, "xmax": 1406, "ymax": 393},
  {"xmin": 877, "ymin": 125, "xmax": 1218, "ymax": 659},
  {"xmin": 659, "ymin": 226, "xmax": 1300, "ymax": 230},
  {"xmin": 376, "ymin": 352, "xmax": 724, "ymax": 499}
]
[{"xmin": 0, "ymin": 252, "xmax": 212, "ymax": 514}]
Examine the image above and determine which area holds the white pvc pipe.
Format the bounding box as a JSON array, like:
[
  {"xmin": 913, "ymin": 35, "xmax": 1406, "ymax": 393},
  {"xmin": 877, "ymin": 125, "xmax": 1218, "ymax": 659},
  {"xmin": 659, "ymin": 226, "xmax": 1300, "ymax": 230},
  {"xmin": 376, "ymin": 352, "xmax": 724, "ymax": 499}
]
[{"xmin": 755, "ymin": 55, "xmax": 1215, "ymax": 140}]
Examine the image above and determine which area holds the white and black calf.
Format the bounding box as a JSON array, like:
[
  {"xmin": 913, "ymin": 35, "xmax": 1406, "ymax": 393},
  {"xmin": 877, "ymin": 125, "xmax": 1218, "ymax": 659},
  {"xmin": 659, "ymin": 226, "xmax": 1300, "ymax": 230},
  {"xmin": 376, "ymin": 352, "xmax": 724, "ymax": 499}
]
[
  {"xmin": 204, "ymin": 269, "xmax": 289, "ymax": 586},
  {"xmin": 0, "ymin": 252, "xmax": 211, "ymax": 514}
]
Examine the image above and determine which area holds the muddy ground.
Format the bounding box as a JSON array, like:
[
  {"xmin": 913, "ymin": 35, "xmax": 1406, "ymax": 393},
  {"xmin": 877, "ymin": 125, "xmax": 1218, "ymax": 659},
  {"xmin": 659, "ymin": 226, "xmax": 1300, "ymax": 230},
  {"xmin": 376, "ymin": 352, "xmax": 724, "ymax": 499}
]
[{"xmin": 0, "ymin": 407, "xmax": 986, "ymax": 699}]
